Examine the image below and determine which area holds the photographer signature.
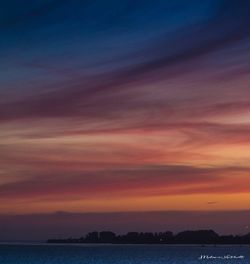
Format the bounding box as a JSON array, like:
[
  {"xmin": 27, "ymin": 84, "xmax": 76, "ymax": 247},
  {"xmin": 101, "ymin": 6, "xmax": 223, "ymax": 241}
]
[{"xmin": 199, "ymin": 255, "xmax": 244, "ymax": 260}]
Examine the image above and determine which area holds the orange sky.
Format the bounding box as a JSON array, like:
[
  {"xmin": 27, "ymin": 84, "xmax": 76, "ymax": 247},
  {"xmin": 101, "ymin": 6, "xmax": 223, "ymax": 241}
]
[
  {"xmin": 1, "ymin": 0, "xmax": 250, "ymax": 224},
  {"xmin": 2, "ymin": 103, "xmax": 250, "ymax": 214}
]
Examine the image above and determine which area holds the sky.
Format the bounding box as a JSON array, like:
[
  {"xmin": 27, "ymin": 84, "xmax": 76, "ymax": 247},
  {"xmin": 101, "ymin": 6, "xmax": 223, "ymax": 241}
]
[{"xmin": 1, "ymin": 0, "xmax": 250, "ymax": 240}]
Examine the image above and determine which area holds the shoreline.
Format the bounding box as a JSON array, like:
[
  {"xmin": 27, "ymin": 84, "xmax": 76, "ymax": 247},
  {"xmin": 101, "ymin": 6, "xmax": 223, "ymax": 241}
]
[{"xmin": 0, "ymin": 242, "xmax": 249, "ymax": 246}]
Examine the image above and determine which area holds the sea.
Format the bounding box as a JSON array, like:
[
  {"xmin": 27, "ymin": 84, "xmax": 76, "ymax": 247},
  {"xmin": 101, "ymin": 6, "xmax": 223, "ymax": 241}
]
[{"xmin": 0, "ymin": 244, "xmax": 249, "ymax": 264}]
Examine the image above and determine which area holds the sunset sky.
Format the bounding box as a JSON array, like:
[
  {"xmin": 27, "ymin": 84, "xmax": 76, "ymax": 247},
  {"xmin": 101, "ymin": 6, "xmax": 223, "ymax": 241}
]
[{"xmin": 1, "ymin": 0, "xmax": 250, "ymax": 240}]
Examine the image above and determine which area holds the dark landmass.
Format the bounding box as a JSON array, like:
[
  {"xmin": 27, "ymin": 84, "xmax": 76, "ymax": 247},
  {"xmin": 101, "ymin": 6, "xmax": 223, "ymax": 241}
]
[{"xmin": 47, "ymin": 230, "xmax": 250, "ymax": 244}]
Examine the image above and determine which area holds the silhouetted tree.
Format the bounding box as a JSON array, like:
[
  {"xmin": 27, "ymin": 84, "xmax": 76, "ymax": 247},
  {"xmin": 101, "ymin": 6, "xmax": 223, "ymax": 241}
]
[
  {"xmin": 175, "ymin": 230, "xmax": 219, "ymax": 244},
  {"xmin": 85, "ymin": 231, "xmax": 99, "ymax": 243},
  {"xmin": 47, "ymin": 229, "xmax": 250, "ymax": 244},
  {"xmin": 99, "ymin": 231, "xmax": 116, "ymax": 243}
]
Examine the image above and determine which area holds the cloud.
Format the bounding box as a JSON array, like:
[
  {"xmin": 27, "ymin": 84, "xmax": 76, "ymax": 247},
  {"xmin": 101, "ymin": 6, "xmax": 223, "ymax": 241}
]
[
  {"xmin": 207, "ymin": 201, "xmax": 218, "ymax": 205},
  {"xmin": 1, "ymin": 0, "xmax": 250, "ymax": 228},
  {"xmin": 0, "ymin": 165, "xmax": 249, "ymax": 200},
  {"xmin": 1, "ymin": 1, "xmax": 250, "ymax": 125}
]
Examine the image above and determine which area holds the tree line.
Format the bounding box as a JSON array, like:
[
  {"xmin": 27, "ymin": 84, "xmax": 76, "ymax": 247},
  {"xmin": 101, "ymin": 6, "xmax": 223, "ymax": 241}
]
[{"xmin": 47, "ymin": 230, "xmax": 250, "ymax": 244}]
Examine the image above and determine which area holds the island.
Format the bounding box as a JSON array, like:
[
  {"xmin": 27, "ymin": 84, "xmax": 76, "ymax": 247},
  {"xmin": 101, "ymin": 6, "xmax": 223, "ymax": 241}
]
[{"xmin": 47, "ymin": 230, "xmax": 250, "ymax": 244}]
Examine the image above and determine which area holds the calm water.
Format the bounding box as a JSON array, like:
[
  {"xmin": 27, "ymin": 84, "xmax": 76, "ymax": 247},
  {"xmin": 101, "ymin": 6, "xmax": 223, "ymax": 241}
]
[{"xmin": 0, "ymin": 244, "xmax": 249, "ymax": 264}]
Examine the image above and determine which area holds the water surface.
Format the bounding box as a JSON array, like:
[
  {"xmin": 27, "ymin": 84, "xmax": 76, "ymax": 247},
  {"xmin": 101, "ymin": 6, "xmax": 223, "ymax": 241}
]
[{"xmin": 0, "ymin": 244, "xmax": 249, "ymax": 264}]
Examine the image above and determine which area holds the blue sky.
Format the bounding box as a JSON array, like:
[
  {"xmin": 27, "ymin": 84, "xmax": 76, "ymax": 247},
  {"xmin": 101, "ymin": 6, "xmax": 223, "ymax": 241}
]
[{"xmin": 1, "ymin": 0, "xmax": 250, "ymax": 239}]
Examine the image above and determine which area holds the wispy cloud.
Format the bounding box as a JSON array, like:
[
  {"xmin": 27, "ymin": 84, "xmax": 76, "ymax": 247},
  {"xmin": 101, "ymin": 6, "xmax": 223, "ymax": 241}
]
[{"xmin": 1, "ymin": 0, "xmax": 250, "ymax": 225}]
